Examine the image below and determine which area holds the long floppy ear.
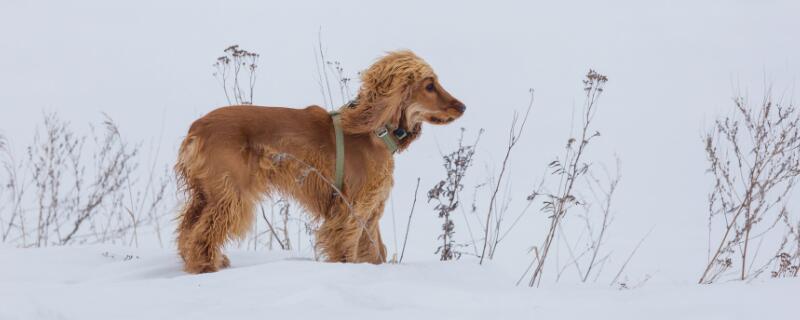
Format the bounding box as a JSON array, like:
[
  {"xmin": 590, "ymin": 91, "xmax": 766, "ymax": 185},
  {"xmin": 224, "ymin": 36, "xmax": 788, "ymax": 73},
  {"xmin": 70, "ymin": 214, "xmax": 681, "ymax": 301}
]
[
  {"xmin": 341, "ymin": 50, "xmax": 427, "ymax": 134},
  {"xmin": 340, "ymin": 79, "xmax": 408, "ymax": 134}
]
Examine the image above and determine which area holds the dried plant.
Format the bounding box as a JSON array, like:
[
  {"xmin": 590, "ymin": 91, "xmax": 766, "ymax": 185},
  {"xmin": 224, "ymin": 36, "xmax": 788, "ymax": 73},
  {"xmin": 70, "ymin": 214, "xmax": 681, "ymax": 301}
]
[
  {"xmin": 277, "ymin": 199, "xmax": 292, "ymax": 251},
  {"xmin": 314, "ymin": 32, "xmax": 355, "ymax": 109},
  {"xmin": 523, "ymin": 70, "xmax": 609, "ymax": 287},
  {"xmin": 582, "ymin": 165, "xmax": 619, "ymax": 282},
  {"xmin": 771, "ymin": 252, "xmax": 799, "ymax": 278},
  {"xmin": 28, "ymin": 113, "xmax": 85, "ymax": 246},
  {"xmin": 398, "ymin": 178, "xmax": 421, "ymax": 263},
  {"xmin": 60, "ymin": 115, "xmax": 139, "ymax": 245},
  {"xmin": 0, "ymin": 113, "xmax": 170, "ymax": 247},
  {"xmin": 213, "ymin": 44, "xmax": 260, "ymax": 105},
  {"xmin": 608, "ymin": 226, "xmax": 652, "ymax": 287},
  {"xmin": 479, "ymin": 89, "xmax": 535, "ymax": 264},
  {"xmin": 544, "ymin": 159, "xmax": 623, "ymax": 285},
  {"xmin": 1, "ymin": 134, "xmax": 28, "ymax": 243},
  {"xmin": 428, "ymin": 128, "xmax": 482, "ymax": 261},
  {"xmin": 699, "ymin": 95, "xmax": 800, "ymax": 284},
  {"xmin": 328, "ymin": 60, "xmax": 353, "ymax": 104},
  {"xmin": 771, "ymin": 215, "xmax": 800, "ymax": 278},
  {"xmin": 259, "ymin": 203, "xmax": 286, "ymax": 251},
  {"xmin": 458, "ymin": 181, "xmax": 488, "ymax": 258}
]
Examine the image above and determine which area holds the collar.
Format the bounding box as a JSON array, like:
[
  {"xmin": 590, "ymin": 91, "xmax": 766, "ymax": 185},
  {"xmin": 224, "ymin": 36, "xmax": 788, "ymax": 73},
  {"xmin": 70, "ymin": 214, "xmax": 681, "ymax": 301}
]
[
  {"xmin": 341, "ymin": 99, "xmax": 408, "ymax": 154},
  {"xmin": 374, "ymin": 125, "xmax": 407, "ymax": 154}
]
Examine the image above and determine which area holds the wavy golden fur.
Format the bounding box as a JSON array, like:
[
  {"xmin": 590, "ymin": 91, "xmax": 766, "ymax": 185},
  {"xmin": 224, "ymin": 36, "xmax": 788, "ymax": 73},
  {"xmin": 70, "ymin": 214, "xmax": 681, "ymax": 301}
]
[{"xmin": 175, "ymin": 50, "xmax": 465, "ymax": 273}]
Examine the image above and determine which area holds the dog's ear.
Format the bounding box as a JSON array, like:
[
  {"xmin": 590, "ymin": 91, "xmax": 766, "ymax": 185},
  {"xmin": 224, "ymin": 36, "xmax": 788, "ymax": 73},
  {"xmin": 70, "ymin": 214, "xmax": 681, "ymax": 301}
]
[
  {"xmin": 342, "ymin": 54, "xmax": 417, "ymax": 134},
  {"xmin": 340, "ymin": 89, "xmax": 407, "ymax": 134},
  {"xmin": 381, "ymin": 77, "xmax": 416, "ymax": 129}
]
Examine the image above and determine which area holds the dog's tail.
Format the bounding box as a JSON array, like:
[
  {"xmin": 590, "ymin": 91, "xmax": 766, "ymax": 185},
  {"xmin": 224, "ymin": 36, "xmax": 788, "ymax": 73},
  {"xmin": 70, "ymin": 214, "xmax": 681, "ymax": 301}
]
[
  {"xmin": 174, "ymin": 135, "xmax": 208, "ymax": 230},
  {"xmin": 175, "ymin": 135, "xmax": 205, "ymax": 191}
]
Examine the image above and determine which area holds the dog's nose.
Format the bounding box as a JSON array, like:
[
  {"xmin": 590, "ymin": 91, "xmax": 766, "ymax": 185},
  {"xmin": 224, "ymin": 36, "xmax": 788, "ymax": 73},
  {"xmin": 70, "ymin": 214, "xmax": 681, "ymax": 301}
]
[{"xmin": 453, "ymin": 103, "xmax": 466, "ymax": 113}]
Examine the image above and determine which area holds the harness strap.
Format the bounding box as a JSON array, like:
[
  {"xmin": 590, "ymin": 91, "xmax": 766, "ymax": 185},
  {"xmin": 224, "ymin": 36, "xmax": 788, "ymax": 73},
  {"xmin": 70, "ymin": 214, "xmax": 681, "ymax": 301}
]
[
  {"xmin": 329, "ymin": 100, "xmax": 406, "ymax": 193},
  {"xmin": 330, "ymin": 111, "xmax": 345, "ymax": 191}
]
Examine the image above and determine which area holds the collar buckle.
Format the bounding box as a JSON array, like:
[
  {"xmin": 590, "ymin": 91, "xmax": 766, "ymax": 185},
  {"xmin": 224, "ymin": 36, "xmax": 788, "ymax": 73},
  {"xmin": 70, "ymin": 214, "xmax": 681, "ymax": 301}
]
[{"xmin": 376, "ymin": 126, "xmax": 389, "ymax": 138}]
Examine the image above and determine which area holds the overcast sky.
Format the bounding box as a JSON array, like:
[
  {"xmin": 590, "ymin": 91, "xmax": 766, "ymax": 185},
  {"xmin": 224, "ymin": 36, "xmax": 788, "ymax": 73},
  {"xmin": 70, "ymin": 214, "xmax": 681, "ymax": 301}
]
[{"xmin": 2, "ymin": 0, "xmax": 799, "ymax": 283}]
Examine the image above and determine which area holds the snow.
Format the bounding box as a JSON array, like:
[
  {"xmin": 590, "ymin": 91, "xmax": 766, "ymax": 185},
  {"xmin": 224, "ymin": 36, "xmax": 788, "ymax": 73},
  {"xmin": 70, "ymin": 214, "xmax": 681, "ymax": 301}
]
[{"xmin": 1, "ymin": 245, "xmax": 796, "ymax": 320}]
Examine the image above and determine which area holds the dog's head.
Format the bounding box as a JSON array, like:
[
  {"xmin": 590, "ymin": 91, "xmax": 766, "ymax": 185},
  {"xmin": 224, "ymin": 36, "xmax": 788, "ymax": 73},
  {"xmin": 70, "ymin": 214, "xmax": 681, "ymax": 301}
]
[
  {"xmin": 405, "ymin": 75, "xmax": 467, "ymax": 126},
  {"xmin": 343, "ymin": 50, "xmax": 465, "ymax": 151}
]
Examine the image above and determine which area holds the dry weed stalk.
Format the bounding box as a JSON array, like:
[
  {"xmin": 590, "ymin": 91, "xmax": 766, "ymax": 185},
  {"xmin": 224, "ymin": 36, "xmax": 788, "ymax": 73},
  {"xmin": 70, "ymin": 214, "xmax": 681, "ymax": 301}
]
[
  {"xmin": 428, "ymin": 128, "xmax": 482, "ymax": 261},
  {"xmin": 699, "ymin": 95, "xmax": 800, "ymax": 283},
  {"xmin": 258, "ymin": 202, "xmax": 289, "ymax": 251},
  {"xmin": 213, "ymin": 44, "xmax": 260, "ymax": 105},
  {"xmin": 314, "ymin": 32, "xmax": 354, "ymax": 109},
  {"xmin": 399, "ymin": 177, "xmax": 421, "ymax": 263},
  {"xmin": 479, "ymin": 89, "xmax": 535, "ymax": 264},
  {"xmin": 525, "ymin": 70, "xmax": 609, "ymax": 287},
  {"xmin": 1, "ymin": 134, "xmax": 28, "ymax": 243},
  {"xmin": 560, "ymin": 161, "xmax": 621, "ymax": 283}
]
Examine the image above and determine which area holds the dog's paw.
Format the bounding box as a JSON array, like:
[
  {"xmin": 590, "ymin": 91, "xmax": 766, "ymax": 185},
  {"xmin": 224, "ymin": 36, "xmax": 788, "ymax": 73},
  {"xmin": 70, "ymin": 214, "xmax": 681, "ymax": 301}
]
[
  {"xmin": 184, "ymin": 262, "xmax": 218, "ymax": 274},
  {"xmin": 219, "ymin": 254, "xmax": 231, "ymax": 269}
]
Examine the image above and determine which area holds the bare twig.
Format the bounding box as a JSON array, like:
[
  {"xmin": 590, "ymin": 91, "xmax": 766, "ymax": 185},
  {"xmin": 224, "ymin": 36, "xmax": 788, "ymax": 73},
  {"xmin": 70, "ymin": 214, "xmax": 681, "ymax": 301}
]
[
  {"xmin": 610, "ymin": 226, "xmax": 654, "ymax": 286},
  {"xmin": 316, "ymin": 30, "xmax": 335, "ymax": 109},
  {"xmin": 261, "ymin": 204, "xmax": 286, "ymax": 250},
  {"xmin": 399, "ymin": 178, "xmax": 421, "ymax": 263},
  {"xmin": 479, "ymin": 90, "xmax": 535, "ymax": 264},
  {"xmin": 581, "ymin": 160, "xmax": 621, "ymax": 282}
]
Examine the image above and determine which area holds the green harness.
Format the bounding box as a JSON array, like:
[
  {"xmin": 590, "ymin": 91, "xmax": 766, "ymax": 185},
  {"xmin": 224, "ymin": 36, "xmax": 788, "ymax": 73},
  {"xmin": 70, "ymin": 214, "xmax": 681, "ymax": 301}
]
[{"xmin": 329, "ymin": 102, "xmax": 407, "ymax": 192}]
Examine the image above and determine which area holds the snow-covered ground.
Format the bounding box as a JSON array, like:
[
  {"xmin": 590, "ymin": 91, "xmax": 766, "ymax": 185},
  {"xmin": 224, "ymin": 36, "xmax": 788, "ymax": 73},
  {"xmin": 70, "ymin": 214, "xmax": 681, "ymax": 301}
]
[{"xmin": 1, "ymin": 245, "xmax": 796, "ymax": 320}]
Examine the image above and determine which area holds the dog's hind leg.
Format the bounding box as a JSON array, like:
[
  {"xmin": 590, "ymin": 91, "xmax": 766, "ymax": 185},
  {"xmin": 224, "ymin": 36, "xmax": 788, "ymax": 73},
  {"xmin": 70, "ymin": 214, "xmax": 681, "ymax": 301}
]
[
  {"xmin": 182, "ymin": 177, "xmax": 256, "ymax": 273},
  {"xmin": 176, "ymin": 187, "xmax": 206, "ymax": 263}
]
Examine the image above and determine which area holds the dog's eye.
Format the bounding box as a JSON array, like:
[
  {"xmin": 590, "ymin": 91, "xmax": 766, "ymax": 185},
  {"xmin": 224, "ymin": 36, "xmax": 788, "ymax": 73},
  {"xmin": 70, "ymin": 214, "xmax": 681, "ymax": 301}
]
[{"xmin": 425, "ymin": 83, "xmax": 435, "ymax": 92}]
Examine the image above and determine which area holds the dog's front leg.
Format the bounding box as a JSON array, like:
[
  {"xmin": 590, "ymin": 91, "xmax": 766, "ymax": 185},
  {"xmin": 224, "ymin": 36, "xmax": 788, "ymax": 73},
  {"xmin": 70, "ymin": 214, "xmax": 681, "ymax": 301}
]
[
  {"xmin": 356, "ymin": 224, "xmax": 386, "ymax": 264},
  {"xmin": 335, "ymin": 208, "xmax": 376, "ymax": 263},
  {"xmin": 316, "ymin": 201, "xmax": 361, "ymax": 263},
  {"xmin": 319, "ymin": 184, "xmax": 389, "ymax": 264}
]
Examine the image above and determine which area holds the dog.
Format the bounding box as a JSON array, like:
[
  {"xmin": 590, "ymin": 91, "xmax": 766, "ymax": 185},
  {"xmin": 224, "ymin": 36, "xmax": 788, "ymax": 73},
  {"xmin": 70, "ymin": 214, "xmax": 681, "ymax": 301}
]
[{"xmin": 175, "ymin": 50, "xmax": 466, "ymax": 273}]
